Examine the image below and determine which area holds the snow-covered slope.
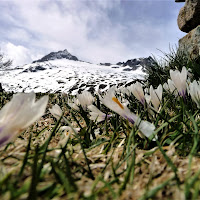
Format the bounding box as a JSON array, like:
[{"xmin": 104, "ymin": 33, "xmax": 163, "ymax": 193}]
[{"xmin": 0, "ymin": 50, "xmax": 151, "ymax": 94}]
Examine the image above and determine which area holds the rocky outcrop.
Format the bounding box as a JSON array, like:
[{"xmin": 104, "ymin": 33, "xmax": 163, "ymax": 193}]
[
  {"xmin": 23, "ymin": 65, "xmax": 46, "ymax": 72},
  {"xmin": 177, "ymin": 0, "xmax": 200, "ymax": 33},
  {"xmin": 178, "ymin": 25, "xmax": 200, "ymax": 60},
  {"xmin": 100, "ymin": 63, "xmax": 111, "ymax": 66},
  {"xmin": 33, "ymin": 49, "xmax": 78, "ymax": 63},
  {"xmin": 176, "ymin": 0, "xmax": 200, "ymax": 60}
]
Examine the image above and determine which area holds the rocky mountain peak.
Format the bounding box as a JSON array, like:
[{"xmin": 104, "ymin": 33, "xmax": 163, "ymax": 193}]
[
  {"xmin": 33, "ymin": 49, "xmax": 78, "ymax": 63},
  {"xmin": 116, "ymin": 56, "xmax": 154, "ymax": 70}
]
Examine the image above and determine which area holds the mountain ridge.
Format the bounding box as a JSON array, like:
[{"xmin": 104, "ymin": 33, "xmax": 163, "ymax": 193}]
[{"xmin": 31, "ymin": 49, "xmax": 154, "ymax": 71}]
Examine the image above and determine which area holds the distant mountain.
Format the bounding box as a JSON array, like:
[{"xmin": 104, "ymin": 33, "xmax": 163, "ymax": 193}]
[
  {"xmin": 0, "ymin": 49, "xmax": 156, "ymax": 94},
  {"xmin": 24, "ymin": 50, "xmax": 155, "ymax": 74},
  {"xmin": 116, "ymin": 56, "xmax": 154, "ymax": 70},
  {"xmin": 32, "ymin": 49, "xmax": 154, "ymax": 71},
  {"xmin": 28, "ymin": 49, "xmax": 155, "ymax": 75},
  {"xmin": 33, "ymin": 49, "xmax": 78, "ymax": 63}
]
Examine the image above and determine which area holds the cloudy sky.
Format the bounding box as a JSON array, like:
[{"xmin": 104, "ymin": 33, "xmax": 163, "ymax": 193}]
[{"xmin": 0, "ymin": 0, "xmax": 185, "ymax": 66}]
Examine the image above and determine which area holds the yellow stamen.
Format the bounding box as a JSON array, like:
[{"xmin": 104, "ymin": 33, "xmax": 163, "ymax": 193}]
[{"xmin": 112, "ymin": 97, "xmax": 124, "ymax": 109}]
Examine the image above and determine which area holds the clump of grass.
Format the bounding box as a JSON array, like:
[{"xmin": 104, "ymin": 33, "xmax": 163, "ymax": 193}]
[{"xmin": 145, "ymin": 46, "xmax": 200, "ymax": 88}]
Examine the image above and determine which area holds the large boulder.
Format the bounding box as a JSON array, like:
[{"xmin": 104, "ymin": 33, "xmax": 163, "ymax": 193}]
[
  {"xmin": 177, "ymin": 0, "xmax": 200, "ymax": 33},
  {"xmin": 178, "ymin": 25, "xmax": 200, "ymax": 60}
]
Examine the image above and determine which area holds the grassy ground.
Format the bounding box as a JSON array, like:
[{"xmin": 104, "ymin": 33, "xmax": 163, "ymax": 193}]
[{"xmin": 0, "ymin": 87, "xmax": 200, "ymax": 200}]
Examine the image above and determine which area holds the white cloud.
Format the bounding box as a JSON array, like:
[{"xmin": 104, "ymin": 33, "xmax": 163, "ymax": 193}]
[
  {"xmin": 1, "ymin": 42, "xmax": 41, "ymax": 67},
  {"xmin": 2, "ymin": 0, "xmax": 129, "ymax": 64},
  {"xmin": 5, "ymin": 28, "xmax": 31, "ymax": 43}
]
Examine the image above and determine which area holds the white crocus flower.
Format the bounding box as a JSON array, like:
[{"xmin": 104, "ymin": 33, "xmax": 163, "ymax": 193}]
[
  {"xmin": 145, "ymin": 94, "xmax": 151, "ymax": 105},
  {"xmin": 77, "ymin": 91, "xmax": 94, "ymax": 110},
  {"xmin": 144, "ymin": 93, "xmax": 155, "ymax": 117},
  {"xmin": 188, "ymin": 80, "xmax": 200, "ymax": 108},
  {"xmin": 128, "ymin": 82, "xmax": 145, "ymax": 105},
  {"xmin": 100, "ymin": 89, "xmax": 155, "ymax": 139},
  {"xmin": 138, "ymin": 120, "xmax": 157, "ymax": 138},
  {"xmin": 0, "ymin": 92, "xmax": 48, "ymax": 147},
  {"xmin": 170, "ymin": 67, "xmax": 187, "ymax": 97},
  {"xmin": 68, "ymin": 98, "xmax": 80, "ymax": 111},
  {"xmin": 118, "ymin": 86, "xmax": 131, "ymax": 96},
  {"xmin": 58, "ymin": 126, "xmax": 80, "ymax": 147},
  {"xmin": 163, "ymin": 83, "xmax": 168, "ymax": 91},
  {"xmin": 49, "ymin": 104, "xmax": 63, "ymax": 121},
  {"xmin": 88, "ymin": 105, "xmax": 111, "ymax": 123},
  {"xmin": 149, "ymin": 84, "xmax": 163, "ymax": 112},
  {"xmin": 163, "ymin": 79, "xmax": 176, "ymax": 94}
]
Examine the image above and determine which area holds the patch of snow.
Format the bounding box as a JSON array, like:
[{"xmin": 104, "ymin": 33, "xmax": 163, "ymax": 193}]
[{"xmin": 0, "ymin": 59, "xmax": 146, "ymax": 94}]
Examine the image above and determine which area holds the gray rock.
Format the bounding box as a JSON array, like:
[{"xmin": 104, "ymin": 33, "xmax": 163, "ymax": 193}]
[
  {"xmin": 111, "ymin": 66, "xmax": 119, "ymax": 69},
  {"xmin": 123, "ymin": 67, "xmax": 133, "ymax": 71},
  {"xmin": 56, "ymin": 80, "xmax": 65, "ymax": 84},
  {"xmin": 178, "ymin": 25, "xmax": 200, "ymax": 60},
  {"xmin": 23, "ymin": 65, "xmax": 46, "ymax": 72},
  {"xmin": 99, "ymin": 84, "xmax": 107, "ymax": 89},
  {"xmin": 100, "ymin": 63, "xmax": 111, "ymax": 66},
  {"xmin": 178, "ymin": 0, "xmax": 200, "ymax": 33}
]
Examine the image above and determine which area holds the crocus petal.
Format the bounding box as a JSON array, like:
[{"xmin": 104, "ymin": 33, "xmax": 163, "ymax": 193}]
[
  {"xmin": 163, "ymin": 80, "xmax": 176, "ymax": 95},
  {"xmin": 0, "ymin": 92, "xmax": 36, "ymax": 123},
  {"xmin": 168, "ymin": 79, "xmax": 176, "ymax": 93},
  {"xmin": 150, "ymin": 85, "xmax": 162, "ymax": 111},
  {"xmin": 20, "ymin": 95, "xmax": 48, "ymax": 129},
  {"xmin": 0, "ymin": 92, "xmax": 48, "ymax": 146},
  {"xmin": 99, "ymin": 88, "xmax": 125, "ymax": 116},
  {"xmin": 145, "ymin": 94, "xmax": 151, "ymax": 105},
  {"xmin": 77, "ymin": 91, "xmax": 94, "ymax": 110},
  {"xmin": 188, "ymin": 80, "xmax": 200, "ymax": 108},
  {"xmin": 4, "ymin": 93, "xmax": 48, "ymax": 129},
  {"xmin": 170, "ymin": 67, "xmax": 187, "ymax": 97},
  {"xmin": 58, "ymin": 126, "xmax": 80, "ymax": 147},
  {"xmin": 49, "ymin": 104, "xmax": 63, "ymax": 120},
  {"xmin": 119, "ymin": 87, "xmax": 131, "ymax": 96},
  {"xmin": 155, "ymin": 84, "xmax": 163, "ymax": 101},
  {"xmin": 128, "ymin": 82, "xmax": 145, "ymax": 104},
  {"xmin": 88, "ymin": 105, "xmax": 109, "ymax": 122},
  {"xmin": 181, "ymin": 67, "xmax": 187, "ymax": 81},
  {"xmin": 163, "ymin": 83, "xmax": 169, "ymax": 91},
  {"xmin": 125, "ymin": 112, "xmax": 155, "ymax": 139},
  {"xmin": 138, "ymin": 120, "xmax": 156, "ymax": 139},
  {"xmin": 68, "ymin": 98, "xmax": 80, "ymax": 111}
]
